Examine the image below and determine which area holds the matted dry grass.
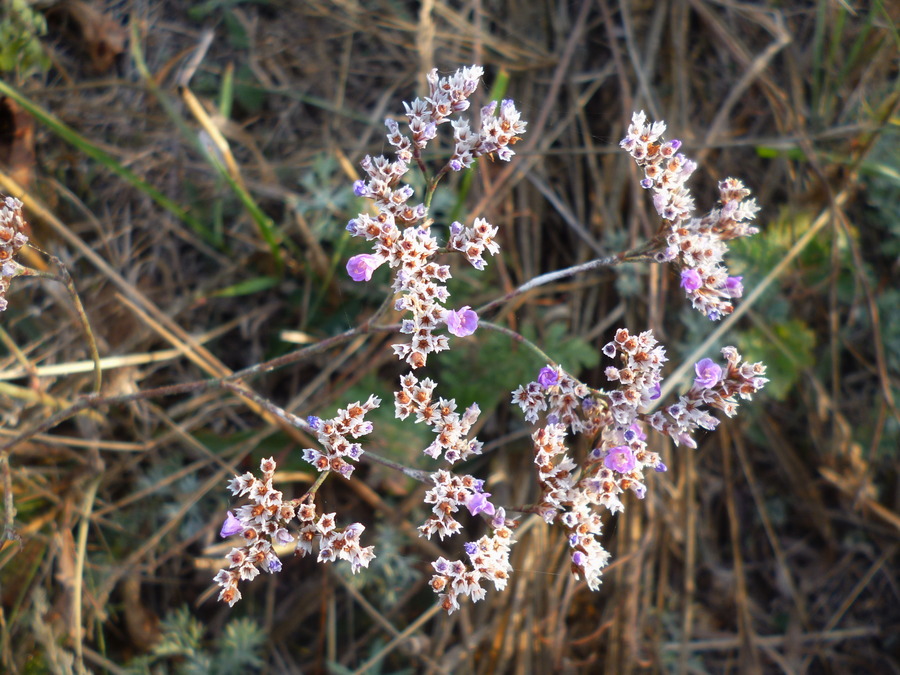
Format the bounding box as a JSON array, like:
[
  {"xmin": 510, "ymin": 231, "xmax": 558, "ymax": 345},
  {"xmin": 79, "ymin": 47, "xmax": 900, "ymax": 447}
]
[{"xmin": 1, "ymin": 1, "xmax": 898, "ymax": 673}]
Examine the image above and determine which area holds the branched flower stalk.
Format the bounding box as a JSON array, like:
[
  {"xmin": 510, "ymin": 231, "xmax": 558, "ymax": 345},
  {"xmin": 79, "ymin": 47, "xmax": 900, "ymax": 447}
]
[
  {"xmin": 211, "ymin": 68, "xmax": 768, "ymax": 613},
  {"xmin": 0, "ymin": 67, "xmax": 769, "ymax": 617}
]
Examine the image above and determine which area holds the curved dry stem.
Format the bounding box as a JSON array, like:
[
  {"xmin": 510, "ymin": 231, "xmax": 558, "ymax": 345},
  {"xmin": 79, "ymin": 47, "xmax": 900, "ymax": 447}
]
[{"xmin": 476, "ymin": 253, "xmax": 624, "ymax": 317}]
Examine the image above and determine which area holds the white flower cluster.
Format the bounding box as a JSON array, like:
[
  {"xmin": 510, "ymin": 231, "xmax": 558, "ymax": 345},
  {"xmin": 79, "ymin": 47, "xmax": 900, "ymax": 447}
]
[
  {"xmin": 647, "ymin": 346, "xmax": 768, "ymax": 448},
  {"xmin": 620, "ymin": 111, "xmax": 761, "ymax": 320},
  {"xmin": 294, "ymin": 504, "xmax": 375, "ymax": 574},
  {"xmin": 393, "ymin": 372, "xmax": 483, "ymax": 463},
  {"xmin": 601, "ymin": 327, "xmax": 668, "ymax": 428},
  {"xmin": 530, "ymin": 422, "xmax": 578, "ymax": 522},
  {"xmin": 0, "ymin": 196, "xmax": 29, "ymax": 313},
  {"xmin": 419, "ymin": 469, "xmax": 491, "ymax": 540},
  {"xmin": 216, "ymin": 457, "xmax": 375, "ymax": 607},
  {"xmin": 510, "ymin": 366, "xmax": 603, "ymax": 434},
  {"xmin": 448, "ymin": 217, "xmax": 499, "ymax": 270},
  {"xmin": 214, "ymin": 457, "xmax": 296, "ymax": 607},
  {"xmin": 449, "ymin": 97, "xmax": 528, "ymax": 170},
  {"xmin": 510, "ymin": 322, "xmax": 769, "ymax": 593},
  {"xmin": 346, "ymin": 65, "xmax": 526, "ymax": 368},
  {"xmin": 301, "ymin": 395, "xmax": 381, "ymax": 479},
  {"xmin": 429, "ymin": 508, "xmax": 515, "ymax": 614}
]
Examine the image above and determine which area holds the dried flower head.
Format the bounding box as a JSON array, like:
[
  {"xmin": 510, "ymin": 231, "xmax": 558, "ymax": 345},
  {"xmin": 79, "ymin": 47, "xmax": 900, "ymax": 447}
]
[
  {"xmin": 620, "ymin": 112, "xmax": 761, "ymax": 320},
  {"xmin": 345, "ymin": 66, "xmax": 527, "ymax": 368},
  {"xmin": 0, "ymin": 196, "xmax": 29, "ymax": 312}
]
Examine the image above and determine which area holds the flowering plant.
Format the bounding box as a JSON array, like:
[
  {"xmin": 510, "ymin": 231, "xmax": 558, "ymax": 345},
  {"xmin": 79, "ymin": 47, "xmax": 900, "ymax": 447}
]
[{"xmin": 208, "ymin": 66, "xmax": 768, "ymax": 615}]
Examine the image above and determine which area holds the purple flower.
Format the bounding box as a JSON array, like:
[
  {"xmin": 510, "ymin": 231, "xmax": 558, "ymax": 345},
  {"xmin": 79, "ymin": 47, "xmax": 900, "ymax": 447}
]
[
  {"xmin": 694, "ymin": 358, "xmax": 722, "ymax": 389},
  {"xmin": 352, "ymin": 180, "xmax": 367, "ymax": 197},
  {"xmin": 275, "ymin": 528, "xmax": 294, "ymax": 545},
  {"xmin": 307, "ymin": 415, "xmax": 321, "ymax": 431},
  {"xmin": 464, "ymin": 541, "xmax": 477, "ymax": 556},
  {"xmin": 537, "ymin": 366, "xmax": 559, "ymax": 389},
  {"xmin": 571, "ymin": 550, "xmax": 586, "ymax": 566},
  {"xmin": 449, "ymin": 159, "xmax": 463, "ymax": 172},
  {"xmin": 649, "ymin": 381, "xmax": 661, "ymax": 400},
  {"xmin": 446, "ymin": 306, "xmax": 478, "ymax": 337},
  {"xmin": 725, "ymin": 276, "xmax": 744, "ymax": 298},
  {"xmin": 465, "ymin": 491, "xmax": 495, "ymax": 517},
  {"xmin": 220, "ymin": 511, "xmax": 243, "ymax": 538},
  {"xmin": 604, "ymin": 446, "xmax": 636, "ymax": 474},
  {"xmin": 346, "ymin": 254, "xmax": 383, "ymax": 282},
  {"xmin": 268, "ymin": 557, "xmax": 283, "ymax": 572},
  {"xmin": 680, "ymin": 268, "xmax": 703, "ymax": 292}
]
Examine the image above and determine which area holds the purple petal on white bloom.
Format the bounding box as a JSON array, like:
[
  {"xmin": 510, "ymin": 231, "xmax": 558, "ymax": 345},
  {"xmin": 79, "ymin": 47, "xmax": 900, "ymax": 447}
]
[
  {"xmin": 649, "ymin": 382, "xmax": 661, "ymax": 400},
  {"xmin": 628, "ymin": 422, "xmax": 647, "ymax": 441},
  {"xmin": 220, "ymin": 511, "xmax": 243, "ymax": 538},
  {"xmin": 464, "ymin": 541, "xmax": 477, "ymax": 556},
  {"xmin": 537, "ymin": 366, "xmax": 559, "ymax": 389},
  {"xmin": 725, "ymin": 276, "xmax": 744, "ymax": 298},
  {"xmin": 680, "ymin": 268, "xmax": 703, "ymax": 291},
  {"xmin": 353, "ymin": 180, "xmax": 367, "ymax": 197},
  {"xmin": 449, "ymin": 159, "xmax": 463, "ymax": 172},
  {"xmin": 446, "ymin": 306, "xmax": 479, "ymax": 337},
  {"xmin": 572, "ymin": 550, "xmax": 586, "ymax": 566},
  {"xmin": 268, "ymin": 557, "xmax": 283, "ymax": 572},
  {"xmin": 694, "ymin": 358, "xmax": 722, "ymax": 389},
  {"xmin": 603, "ymin": 446, "xmax": 637, "ymax": 473},
  {"xmin": 275, "ymin": 528, "xmax": 294, "ymax": 545},
  {"xmin": 655, "ymin": 462, "xmax": 668, "ymax": 472},
  {"xmin": 346, "ymin": 254, "xmax": 383, "ymax": 282},
  {"xmin": 307, "ymin": 416, "xmax": 321, "ymax": 431},
  {"xmin": 466, "ymin": 491, "xmax": 495, "ymax": 516}
]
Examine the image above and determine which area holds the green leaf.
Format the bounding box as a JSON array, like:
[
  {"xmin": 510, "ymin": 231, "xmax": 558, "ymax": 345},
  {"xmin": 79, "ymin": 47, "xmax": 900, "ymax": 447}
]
[
  {"xmin": 740, "ymin": 319, "xmax": 816, "ymax": 400},
  {"xmin": 209, "ymin": 276, "xmax": 280, "ymax": 298}
]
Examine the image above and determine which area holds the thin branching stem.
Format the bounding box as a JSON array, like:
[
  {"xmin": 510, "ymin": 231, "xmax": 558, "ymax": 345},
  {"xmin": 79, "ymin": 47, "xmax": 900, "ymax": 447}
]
[
  {"xmin": 478, "ymin": 320, "xmax": 557, "ymax": 365},
  {"xmin": 476, "ymin": 253, "xmax": 624, "ymax": 316}
]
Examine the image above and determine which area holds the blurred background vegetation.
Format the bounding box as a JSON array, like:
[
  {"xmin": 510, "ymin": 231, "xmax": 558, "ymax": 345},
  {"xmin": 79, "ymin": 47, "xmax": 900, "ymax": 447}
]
[{"xmin": 0, "ymin": 0, "xmax": 898, "ymax": 673}]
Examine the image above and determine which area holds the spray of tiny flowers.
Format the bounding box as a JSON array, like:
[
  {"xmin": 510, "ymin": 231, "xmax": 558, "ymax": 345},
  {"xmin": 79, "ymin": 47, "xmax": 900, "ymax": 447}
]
[
  {"xmin": 216, "ymin": 67, "xmax": 767, "ymax": 613},
  {"xmin": 0, "ymin": 197, "xmax": 29, "ymax": 313}
]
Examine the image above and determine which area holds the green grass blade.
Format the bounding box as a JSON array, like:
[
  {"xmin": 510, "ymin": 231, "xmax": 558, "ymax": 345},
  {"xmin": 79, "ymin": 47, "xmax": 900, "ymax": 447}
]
[{"xmin": 0, "ymin": 78, "xmax": 211, "ymax": 240}]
